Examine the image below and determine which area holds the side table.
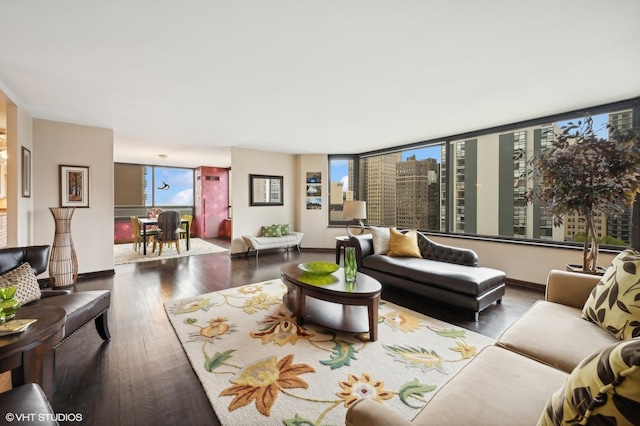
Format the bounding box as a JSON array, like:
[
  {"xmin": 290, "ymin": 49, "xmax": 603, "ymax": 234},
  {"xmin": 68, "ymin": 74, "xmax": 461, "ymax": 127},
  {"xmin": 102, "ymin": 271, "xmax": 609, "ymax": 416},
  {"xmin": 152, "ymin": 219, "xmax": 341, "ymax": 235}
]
[
  {"xmin": 0, "ymin": 305, "xmax": 66, "ymax": 399},
  {"xmin": 335, "ymin": 236, "xmax": 351, "ymax": 265}
]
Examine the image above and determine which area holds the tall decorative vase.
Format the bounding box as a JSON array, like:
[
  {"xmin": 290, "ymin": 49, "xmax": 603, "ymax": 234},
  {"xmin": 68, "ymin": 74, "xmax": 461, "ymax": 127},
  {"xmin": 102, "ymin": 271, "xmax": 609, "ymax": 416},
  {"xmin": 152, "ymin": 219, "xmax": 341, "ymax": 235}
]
[{"xmin": 49, "ymin": 207, "xmax": 78, "ymax": 287}]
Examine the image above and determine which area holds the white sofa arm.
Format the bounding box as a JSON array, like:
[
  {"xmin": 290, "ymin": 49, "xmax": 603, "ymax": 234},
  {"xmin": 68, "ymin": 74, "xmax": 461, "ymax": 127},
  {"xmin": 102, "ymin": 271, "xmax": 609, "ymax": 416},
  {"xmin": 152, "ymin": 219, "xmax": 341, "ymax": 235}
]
[{"xmin": 346, "ymin": 399, "xmax": 412, "ymax": 426}]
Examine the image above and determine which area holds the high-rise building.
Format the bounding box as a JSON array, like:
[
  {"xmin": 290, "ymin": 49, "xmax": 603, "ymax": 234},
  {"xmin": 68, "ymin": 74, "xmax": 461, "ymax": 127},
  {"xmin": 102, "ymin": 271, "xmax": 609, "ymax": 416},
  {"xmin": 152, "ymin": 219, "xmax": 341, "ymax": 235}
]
[
  {"xmin": 606, "ymin": 109, "xmax": 634, "ymax": 244},
  {"xmin": 395, "ymin": 155, "xmax": 440, "ymax": 229},
  {"xmin": 361, "ymin": 153, "xmax": 401, "ymax": 226}
]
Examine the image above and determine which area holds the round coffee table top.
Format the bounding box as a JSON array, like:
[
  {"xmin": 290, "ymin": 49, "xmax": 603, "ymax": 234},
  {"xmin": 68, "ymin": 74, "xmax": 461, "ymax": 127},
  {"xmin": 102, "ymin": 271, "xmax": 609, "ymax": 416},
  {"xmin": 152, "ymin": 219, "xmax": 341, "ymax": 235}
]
[
  {"xmin": 281, "ymin": 262, "xmax": 381, "ymax": 298},
  {"xmin": 0, "ymin": 305, "xmax": 66, "ymax": 358}
]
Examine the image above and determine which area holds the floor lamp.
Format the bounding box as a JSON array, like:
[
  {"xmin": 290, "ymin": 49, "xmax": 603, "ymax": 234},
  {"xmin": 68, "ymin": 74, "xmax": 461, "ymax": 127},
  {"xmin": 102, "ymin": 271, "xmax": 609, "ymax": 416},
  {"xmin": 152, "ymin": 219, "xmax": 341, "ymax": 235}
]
[{"xmin": 343, "ymin": 201, "xmax": 367, "ymax": 237}]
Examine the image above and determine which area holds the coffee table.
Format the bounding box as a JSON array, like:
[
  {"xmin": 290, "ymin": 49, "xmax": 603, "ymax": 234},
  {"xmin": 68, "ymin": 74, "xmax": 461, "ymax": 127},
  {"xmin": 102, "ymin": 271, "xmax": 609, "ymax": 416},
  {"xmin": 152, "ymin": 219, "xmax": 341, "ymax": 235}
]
[
  {"xmin": 281, "ymin": 263, "xmax": 382, "ymax": 341},
  {"xmin": 0, "ymin": 305, "xmax": 66, "ymax": 399}
]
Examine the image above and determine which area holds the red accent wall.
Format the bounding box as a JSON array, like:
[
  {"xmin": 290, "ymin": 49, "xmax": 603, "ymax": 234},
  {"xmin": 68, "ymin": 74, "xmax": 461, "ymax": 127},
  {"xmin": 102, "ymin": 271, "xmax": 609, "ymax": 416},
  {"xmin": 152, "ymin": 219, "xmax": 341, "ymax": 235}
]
[{"xmin": 194, "ymin": 167, "xmax": 229, "ymax": 238}]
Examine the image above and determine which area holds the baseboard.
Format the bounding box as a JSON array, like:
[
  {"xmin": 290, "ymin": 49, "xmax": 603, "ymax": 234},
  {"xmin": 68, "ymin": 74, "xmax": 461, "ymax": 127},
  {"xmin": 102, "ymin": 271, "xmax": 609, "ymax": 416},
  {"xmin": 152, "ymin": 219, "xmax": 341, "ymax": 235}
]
[
  {"xmin": 505, "ymin": 278, "xmax": 545, "ymax": 292},
  {"xmin": 38, "ymin": 269, "xmax": 115, "ymax": 287}
]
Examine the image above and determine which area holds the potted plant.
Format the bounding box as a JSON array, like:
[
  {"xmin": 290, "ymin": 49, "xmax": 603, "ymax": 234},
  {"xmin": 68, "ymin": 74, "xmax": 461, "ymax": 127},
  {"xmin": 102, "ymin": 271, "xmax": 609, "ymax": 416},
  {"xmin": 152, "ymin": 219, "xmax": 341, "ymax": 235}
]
[{"xmin": 524, "ymin": 114, "xmax": 640, "ymax": 273}]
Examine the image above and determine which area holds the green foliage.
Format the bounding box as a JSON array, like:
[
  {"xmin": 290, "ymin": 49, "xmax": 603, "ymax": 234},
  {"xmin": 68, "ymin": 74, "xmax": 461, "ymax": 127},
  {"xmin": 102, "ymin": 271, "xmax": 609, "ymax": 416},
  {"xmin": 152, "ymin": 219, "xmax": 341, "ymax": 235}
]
[
  {"xmin": 319, "ymin": 340, "xmax": 359, "ymax": 369},
  {"xmin": 525, "ymin": 114, "xmax": 640, "ymax": 271},
  {"xmin": 573, "ymin": 233, "xmax": 627, "ymax": 247}
]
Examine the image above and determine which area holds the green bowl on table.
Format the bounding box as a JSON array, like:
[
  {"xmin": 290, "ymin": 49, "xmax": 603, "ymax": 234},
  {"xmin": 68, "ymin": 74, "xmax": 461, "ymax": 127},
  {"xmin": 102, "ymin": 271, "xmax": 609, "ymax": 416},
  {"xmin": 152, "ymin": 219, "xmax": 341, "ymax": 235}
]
[{"xmin": 298, "ymin": 262, "xmax": 340, "ymax": 276}]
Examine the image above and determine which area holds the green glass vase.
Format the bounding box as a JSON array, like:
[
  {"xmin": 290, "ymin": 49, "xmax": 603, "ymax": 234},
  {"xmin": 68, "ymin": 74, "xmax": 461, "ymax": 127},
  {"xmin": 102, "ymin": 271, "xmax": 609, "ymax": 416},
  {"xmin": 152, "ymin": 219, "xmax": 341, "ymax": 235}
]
[
  {"xmin": 344, "ymin": 246, "xmax": 357, "ymax": 283},
  {"xmin": 0, "ymin": 286, "xmax": 21, "ymax": 323}
]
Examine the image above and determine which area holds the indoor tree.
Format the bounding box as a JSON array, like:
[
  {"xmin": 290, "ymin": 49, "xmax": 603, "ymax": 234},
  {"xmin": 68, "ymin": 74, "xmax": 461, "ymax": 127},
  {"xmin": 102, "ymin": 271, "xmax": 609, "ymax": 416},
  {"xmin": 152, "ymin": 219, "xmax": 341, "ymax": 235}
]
[{"xmin": 524, "ymin": 114, "xmax": 640, "ymax": 272}]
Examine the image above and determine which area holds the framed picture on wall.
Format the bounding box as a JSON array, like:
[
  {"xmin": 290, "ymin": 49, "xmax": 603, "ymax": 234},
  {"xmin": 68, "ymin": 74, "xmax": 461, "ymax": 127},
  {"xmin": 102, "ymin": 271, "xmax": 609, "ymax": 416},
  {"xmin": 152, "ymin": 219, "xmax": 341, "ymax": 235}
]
[
  {"xmin": 60, "ymin": 165, "xmax": 90, "ymax": 207},
  {"xmin": 21, "ymin": 147, "xmax": 31, "ymax": 198}
]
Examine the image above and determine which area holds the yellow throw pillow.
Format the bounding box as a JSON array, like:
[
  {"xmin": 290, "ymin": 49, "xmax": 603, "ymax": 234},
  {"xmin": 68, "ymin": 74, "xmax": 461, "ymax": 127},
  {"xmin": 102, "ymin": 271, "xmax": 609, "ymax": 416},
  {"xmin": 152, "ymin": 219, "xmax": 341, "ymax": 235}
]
[
  {"xmin": 387, "ymin": 228, "xmax": 422, "ymax": 258},
  {"xmin": 538, "ymin": 337, "xmax": 640, "ymax": 426},
  {"xmin": 582, "ymin": 248, "xmax": 640, "ymax": 340}
]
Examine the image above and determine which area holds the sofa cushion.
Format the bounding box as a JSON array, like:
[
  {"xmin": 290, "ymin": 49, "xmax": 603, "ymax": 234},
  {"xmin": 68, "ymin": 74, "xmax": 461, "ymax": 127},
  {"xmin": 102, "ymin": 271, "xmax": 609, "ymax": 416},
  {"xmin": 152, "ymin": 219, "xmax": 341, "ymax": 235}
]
[
  {"xmin": 369, "ymin": 226, "xmax": 390, "ymax": 255},
  {"xmin": 582, "ymin": 248, "xmax": 640, "ymax": 340},
  {"xmin": 0, "ymin": 262, "xmax": 41, "ymax": 305},
  {"xmin": 387, "ymin": 228, "xmax": 421, "ymax": 258},
  {"xmin": 497, "ymin": 300, "xmax": 618, "ymax": 373},
  {"xmin": 261, "ymin": 224, "xmax": 282, "ymax": 237},
  {"xmin": 539, "ymin": 337, "xmax": 640, "ymax": 426},
  {"xmin": 362, "ymin": 255, "xmax": 505, "ymax": 296},
  {"xmin": 411, "ymin": 345, "xmax": 568, "ymax": 426},
  {"xmin": 33, "ymin": 290, "xmax": 111, "ymax": 339}
]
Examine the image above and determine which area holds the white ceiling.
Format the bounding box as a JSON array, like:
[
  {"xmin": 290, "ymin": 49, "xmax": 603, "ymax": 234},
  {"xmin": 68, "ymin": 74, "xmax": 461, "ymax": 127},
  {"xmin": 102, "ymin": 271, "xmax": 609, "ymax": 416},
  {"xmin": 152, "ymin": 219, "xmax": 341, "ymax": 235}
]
[{"xmin": 1, "ymin": 0, "xmax": 639, "ymax": 168}]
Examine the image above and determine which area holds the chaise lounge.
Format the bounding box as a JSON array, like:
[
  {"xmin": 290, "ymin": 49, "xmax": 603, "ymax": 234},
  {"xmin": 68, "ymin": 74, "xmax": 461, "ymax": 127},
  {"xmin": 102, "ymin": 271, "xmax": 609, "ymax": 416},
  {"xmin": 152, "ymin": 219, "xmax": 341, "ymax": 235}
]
[{"xmin": 350, "ymin": 228, "xmax": 506, "ymax": 321}]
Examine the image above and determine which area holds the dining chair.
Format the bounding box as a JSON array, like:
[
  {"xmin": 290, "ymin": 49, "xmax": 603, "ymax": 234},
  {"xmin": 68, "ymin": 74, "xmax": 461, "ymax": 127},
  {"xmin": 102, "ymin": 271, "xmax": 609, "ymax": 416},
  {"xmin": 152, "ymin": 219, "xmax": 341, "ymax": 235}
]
[
  {"xmin": 179, "ymin": 214, "xmax": 193, "ymax": 240},
  {"xmin": 130, "ymin": 216, "xmax": 159, "ymax": 252},
  {"xmin": 152, "ymin": 210, "xmax": 181, "ymax": 255}
]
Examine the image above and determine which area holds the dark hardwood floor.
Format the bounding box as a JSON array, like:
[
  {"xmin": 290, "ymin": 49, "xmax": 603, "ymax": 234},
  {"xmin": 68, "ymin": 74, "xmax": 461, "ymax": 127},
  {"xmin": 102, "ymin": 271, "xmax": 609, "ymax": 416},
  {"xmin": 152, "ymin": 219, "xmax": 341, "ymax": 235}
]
[{"xmin": 51, "ymin": 239, "xmax": 544, "ymax": 425}]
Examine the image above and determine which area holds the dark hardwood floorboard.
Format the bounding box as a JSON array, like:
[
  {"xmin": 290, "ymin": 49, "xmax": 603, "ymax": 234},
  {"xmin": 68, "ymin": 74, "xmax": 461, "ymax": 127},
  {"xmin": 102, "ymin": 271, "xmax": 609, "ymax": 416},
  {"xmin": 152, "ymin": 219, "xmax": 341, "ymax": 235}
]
[{"xmin": 50, "ymin": 239, "xmax": 544, "ymax": 425}]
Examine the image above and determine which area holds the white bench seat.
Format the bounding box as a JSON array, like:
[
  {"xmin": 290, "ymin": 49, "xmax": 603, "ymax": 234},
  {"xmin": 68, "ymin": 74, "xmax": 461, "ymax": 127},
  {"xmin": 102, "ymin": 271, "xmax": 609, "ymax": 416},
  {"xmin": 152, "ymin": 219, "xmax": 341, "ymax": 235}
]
[{"xmin": 242, "ymin": 232, "xmax": 303, "ymax": 258}]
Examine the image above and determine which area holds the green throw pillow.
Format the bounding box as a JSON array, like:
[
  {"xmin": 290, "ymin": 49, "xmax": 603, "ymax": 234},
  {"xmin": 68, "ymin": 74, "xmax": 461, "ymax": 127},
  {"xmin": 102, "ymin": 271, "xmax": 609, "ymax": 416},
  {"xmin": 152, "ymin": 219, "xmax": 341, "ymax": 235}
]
[
  {"xmin": 582, "ymin": 248, "xmax": 640, "ymax": 340},
  {"xmin": 280, "ymin": 224, "xmax": 292, "ymax": 236},
  {"xmin": 538, "ymin": 337, "xmax": 640, "ymax": 426},
  {"xmin": 261, "ymin": 224, "xmax": 282, "ymax": 237}
]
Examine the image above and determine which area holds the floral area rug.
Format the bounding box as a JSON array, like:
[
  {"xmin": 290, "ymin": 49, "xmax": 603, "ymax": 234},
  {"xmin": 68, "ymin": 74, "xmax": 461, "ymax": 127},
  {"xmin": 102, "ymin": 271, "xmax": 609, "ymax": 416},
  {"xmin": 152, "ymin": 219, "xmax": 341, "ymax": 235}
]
[
  {"xmin": 164, "ymin": 279, "xmax": 495, "ymax": 426},
  {"xmin": 113, "ymin": 238, "xmax": 228, "ymax": 265}
]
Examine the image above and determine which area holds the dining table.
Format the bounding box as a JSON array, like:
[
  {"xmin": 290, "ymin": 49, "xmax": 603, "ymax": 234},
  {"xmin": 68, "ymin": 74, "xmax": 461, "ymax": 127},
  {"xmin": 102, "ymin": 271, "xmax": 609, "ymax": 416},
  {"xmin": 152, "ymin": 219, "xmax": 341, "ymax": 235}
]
[{"xmin": 138, "ymin": 217, "xmax": 191, "ymax": 255}]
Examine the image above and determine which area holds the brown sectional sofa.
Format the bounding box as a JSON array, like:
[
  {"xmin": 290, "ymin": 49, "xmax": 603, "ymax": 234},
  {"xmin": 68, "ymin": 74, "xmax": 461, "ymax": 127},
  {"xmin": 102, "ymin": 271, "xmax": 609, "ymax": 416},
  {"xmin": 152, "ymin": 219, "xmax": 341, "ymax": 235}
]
[{"xmin": 346, "ymin": 269, "xmax": 617, "ymax": 425}]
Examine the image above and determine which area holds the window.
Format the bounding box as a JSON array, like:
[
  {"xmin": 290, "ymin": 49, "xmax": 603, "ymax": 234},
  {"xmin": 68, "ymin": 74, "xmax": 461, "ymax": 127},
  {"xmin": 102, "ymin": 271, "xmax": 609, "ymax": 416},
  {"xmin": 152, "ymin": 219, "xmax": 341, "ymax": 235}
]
[
  {"xmin": 328, "ymin": 99, "xmax": 638, "ymax": 249},
  {"xmin": 328, "ymin": 157, "xmax": 356, "ymax": 226},
  {"xmin": 150, "ymin": 166, "xmax": 194, "ymax": 206},
  {"xmin": 114, "ymin": 163, "xmax": 194, "ymax": 209}
]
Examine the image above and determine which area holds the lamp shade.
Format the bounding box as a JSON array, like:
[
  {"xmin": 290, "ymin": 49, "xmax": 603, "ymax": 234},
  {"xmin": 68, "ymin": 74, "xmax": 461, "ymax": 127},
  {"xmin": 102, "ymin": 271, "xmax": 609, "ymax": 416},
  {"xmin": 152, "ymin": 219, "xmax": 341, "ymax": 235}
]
[{"xmin": 343, "ymin": 201, "xmax": 367, "ymax": 220}]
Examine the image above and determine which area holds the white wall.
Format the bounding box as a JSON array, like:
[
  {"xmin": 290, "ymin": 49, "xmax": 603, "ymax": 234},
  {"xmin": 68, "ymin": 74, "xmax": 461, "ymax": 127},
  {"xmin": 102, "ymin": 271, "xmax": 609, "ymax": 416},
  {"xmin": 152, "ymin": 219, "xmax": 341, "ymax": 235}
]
[
  {"xmin": 32, "ymin": 119, "xmax": 114, "ymax": 275},
  {"xmin": 431, "ymin": 235, "xmax": 616, "ymax": 285},
  {"xmin": 230, "ymin": 147, "xmax": 297, "ymax": 254},
  {"xmin": 14, "ymin": 106, "xmax": 34, "ymax": 246},
  {"xmin": 296, "ymin": 154, "xmax": 348, "ymax": 248}
]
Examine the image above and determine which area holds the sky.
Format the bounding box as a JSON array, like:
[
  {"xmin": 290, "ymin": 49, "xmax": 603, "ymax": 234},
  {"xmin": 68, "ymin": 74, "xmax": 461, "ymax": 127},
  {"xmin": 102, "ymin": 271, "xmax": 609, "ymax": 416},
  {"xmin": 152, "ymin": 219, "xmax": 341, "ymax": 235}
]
[{"xmin": 145, "ymin": 167, "xmax": 194, "ymax": 205}]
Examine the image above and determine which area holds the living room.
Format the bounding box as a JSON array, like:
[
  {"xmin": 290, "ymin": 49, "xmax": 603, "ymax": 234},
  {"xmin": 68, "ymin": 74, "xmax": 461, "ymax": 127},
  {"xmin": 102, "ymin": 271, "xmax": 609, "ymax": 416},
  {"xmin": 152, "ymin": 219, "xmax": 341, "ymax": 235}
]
[{"xmin": 1, "ymin": 1, "xmax": 639, "ymax": 424}]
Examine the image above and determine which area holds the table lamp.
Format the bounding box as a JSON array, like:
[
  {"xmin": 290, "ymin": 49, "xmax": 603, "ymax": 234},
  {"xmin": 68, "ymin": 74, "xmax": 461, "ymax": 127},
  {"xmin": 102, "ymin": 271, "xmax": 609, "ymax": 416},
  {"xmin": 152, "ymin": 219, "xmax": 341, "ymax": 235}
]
[{"xmin": 343, "ymin": 200, "xmax": 367, "ymax": 236}]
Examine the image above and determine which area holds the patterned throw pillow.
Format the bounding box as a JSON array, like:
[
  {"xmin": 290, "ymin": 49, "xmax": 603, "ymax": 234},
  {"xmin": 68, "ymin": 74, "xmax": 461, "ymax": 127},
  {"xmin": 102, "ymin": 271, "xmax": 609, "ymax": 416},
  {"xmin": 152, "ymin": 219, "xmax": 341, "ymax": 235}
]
[
  {"xmin": 280, "ymin": 224, "xmax": 292, "ymax": 236},
  {"xmin": 538, "ymin": 337, "xmax": 640, "ymax": 426},
  {"xmin": 261, "ymin": 225, "xmax": 282, "ymax": 237},
  {"xmin": 582, "ymin": 248, "xmax": 640, "ymax": 340},
  {"xmin": 369, "ymin": 226, "xmax": 390, "ymax": 255},
  {"xmin": 387, "ymin": 228, "xmax": 422, "ymax": 258},
  {"xmin": 0, "ymin": 262, "xmax": 42, "ymax": 305}
]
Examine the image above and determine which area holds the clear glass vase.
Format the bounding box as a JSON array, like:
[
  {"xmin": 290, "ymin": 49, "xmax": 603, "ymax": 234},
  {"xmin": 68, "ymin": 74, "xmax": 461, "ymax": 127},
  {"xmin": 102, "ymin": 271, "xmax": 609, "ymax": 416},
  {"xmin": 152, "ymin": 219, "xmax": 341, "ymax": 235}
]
[{"xmin": 344, "ymin": 246, "xmax": 357, "ymax": 283}]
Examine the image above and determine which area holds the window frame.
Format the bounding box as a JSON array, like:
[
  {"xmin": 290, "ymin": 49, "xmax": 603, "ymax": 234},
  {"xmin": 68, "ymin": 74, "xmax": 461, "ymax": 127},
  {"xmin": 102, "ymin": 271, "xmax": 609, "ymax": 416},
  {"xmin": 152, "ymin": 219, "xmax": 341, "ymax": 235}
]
[{"xmin": 328, "ymin": 97, "xmax": 640, "ymax": 252}]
